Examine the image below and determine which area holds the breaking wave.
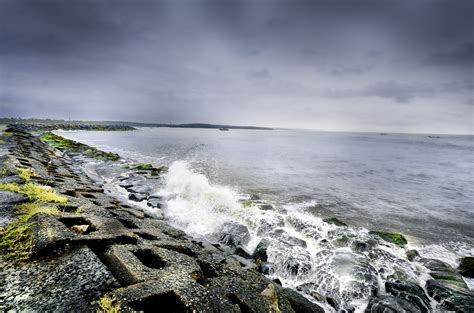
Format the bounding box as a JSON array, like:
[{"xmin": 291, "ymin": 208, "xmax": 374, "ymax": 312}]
[{"xmin": 157, "ymin": 161, "xmax": 437, "ymax": 311}]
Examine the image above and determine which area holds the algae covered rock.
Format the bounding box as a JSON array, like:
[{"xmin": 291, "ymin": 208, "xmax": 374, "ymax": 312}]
[
  {"xmin": 426, "ymin": 279, "xmax": 474, "ymax": 312},
  {"xmin": 369, "ymin": 230, "xmax": 407, "ymax": 246},
  {"xmin": 420, "ymin": 258, "xmax": 466, "ymax": 285}
]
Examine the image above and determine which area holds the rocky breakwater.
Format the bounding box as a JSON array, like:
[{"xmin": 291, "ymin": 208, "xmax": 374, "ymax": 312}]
[
  {"xmin": 0, "ymin": 125, "xmax": 323, "ymax": 312},
  {"xmin": 16, "ymin": 123, "xmax": 136, "ymax": 132}
]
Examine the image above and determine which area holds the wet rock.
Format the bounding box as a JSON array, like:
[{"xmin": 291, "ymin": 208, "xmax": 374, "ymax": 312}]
[
  {"xmin": 369, "ymin": 230, "xmax": 407, "ymax": 246},
  {"xmin": 323, "ymin": 217, "xmax": 347, "ymax": 227},
  {"xmin": 227, "ymin": 254, "xmax": 258, "ymax": 270},
  {"xmin": 129, "ymin": 193, "xmax": 148, "ymax": 202},
  {"xmin": 147, "ymin": 195, "xmax": 162, "ymax": 208},
  {"xmin": 426, "ymin": 279, "xmax": 474, "ymax": 312},
  {"xmin": 213, "ymin": 222, "xmax": 250, "ymax": 247},
  {"xmin": 0, "ymin": 189, "xmax": 27, "ymax": 204},
  {"xmin": 420, "ymin": 258, "xmax": 466, "ymax": 285},
  {"xmin": 0, "ymin": 190, "xmax": 27, "ymax": 226},
  {"xmin": 127, "ymin": 184, "xmax": 151, "ymax": 194},
  {"xmin": 385, "ymin": 281, "xmax": 431, "ymax": 312},
  {"xmin": 286, "ymin": 255, "xmax": 312, "ymax": 276},
  {"xmin": 406, "ymin": 249, "xmax": 420, "ymax": 261},
  {"xmin": 458, "ymin": 256, "xmax": 474, "ymax": 278},
  {"xmin": 259, "ymin": 204, "xmax": 274, "ymax": 211},
  {"xmin": 119, "ymin": 182, "xmax": 134, "ymax": 188},
  {"xmin": 296, "ymin": 283, "xmax": 326, "ymax": 302},
  {"xmin": 280, "ymin": 233, "xmax": 307, "ymax": 248},
  {"xmin": 250, "ymin": 194, "xmax": 261, "ymax": 200},
  {"xmin": 280, "ymin": 288, "xmax": 324, "ymax": 313},
  {"xmin": 259, "ymin": 262, "xmax": 275, "ymax": 275},
  {"xmin": 29, "ymin": 213, "xmax": 77, "ymax": 257},
  {"xmin": 351, "ymin": 239, "xmax": 377, "ymax": 253},
  {"xmin": 234, "ymin": 246, "xmax": 252, "ymax": 259},
  {"xmin": 365, "ymin": 295, "xmax": 425, "ymax": 313},
  {"xmin": 256, "ymin": 216, "xmax": 285, "ymax": 236},
  {"xmin": 254, "ymin": 238, "xmax": 271, "ymax": 262},
  {"xmin": 103, "ymin": 244, "xmax": 203, "ymax": 285},
  {"xmin": 269, "ymin": 228, "xmax": 285, "ymax": 238},
  {"xmin": 0, "ymin": 175, "xmax": 23, "ymax": 184},
  {"xmin": 331, "ymin": 234, "xmax": 351, "ymax": 247}
]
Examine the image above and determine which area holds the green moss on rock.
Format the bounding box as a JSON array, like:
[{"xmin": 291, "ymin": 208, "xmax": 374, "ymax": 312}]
[
  {"xmin": 17, "ymin": 167, "xmax": 37, "ymax": 182},
  {"xmin": 0, "ymin": 182, "xmax": 68, "ymax": 203},
  {"xmin": 241, "ymin": 200, "xmax": 252, "ymax": 208},
  {"xmin": 132, "ymin": 163, "xmax": 163, "ymax": 175},
  {"xmin": 96, "ymin": 295, "xmax": 121, "ymax": 313},
  {"xmin": 41, "ymin": 132, "xmax": 119, "ymax": 161},
  {"xmin": 369, "ymin": 230, "xmax": 407, "ymax": 246},
  {"xmin": 0, "ymin": 202, "xmax": 61, "ymax": 262}
]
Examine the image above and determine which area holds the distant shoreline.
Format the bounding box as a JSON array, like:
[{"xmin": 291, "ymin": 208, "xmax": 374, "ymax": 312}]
[{"xmin": 0, "ymin": 118, "xmax": 273, "ymax": 131}]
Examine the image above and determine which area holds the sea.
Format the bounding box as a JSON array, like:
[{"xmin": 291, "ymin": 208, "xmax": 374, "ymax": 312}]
[{"xmin": 56, "ymin": 127, "xmax": 474, "ymax": 311}]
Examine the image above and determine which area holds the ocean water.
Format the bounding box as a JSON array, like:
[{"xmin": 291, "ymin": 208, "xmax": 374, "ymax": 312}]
[{"xmin": 57, "ymin": 127, "xmax": 474, "ymax": 310}]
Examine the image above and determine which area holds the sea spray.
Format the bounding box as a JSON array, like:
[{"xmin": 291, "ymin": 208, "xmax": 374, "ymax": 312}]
[
  {"xmin": 162, "ymin": 161, "xmax": 249, "ymax": 237},
  {"xmin": 157, "ymin": 161, "xmax": 433, "ymax": 311},
  {"xmin": 57, "ymin": 128, "xmax": 474, "ymax": 311}
]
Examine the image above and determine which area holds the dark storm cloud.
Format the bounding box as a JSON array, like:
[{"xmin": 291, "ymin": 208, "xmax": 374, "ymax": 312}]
[{"xmin": 1, "ymin": 0, "xmax": 473, "ymax": 133}]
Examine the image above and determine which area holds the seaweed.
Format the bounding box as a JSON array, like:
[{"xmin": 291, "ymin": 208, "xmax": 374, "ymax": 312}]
[
  {"xmin": 0, "ymin": 202, "xmax": 60, "ymax": 262},
  {"xmin": 17, "ymin": 167, "xmax": 37, "ymax": 182},
  {"xmin": 40, "ymin": 132, "xmax": 120, "ymax": 161},
  {"xmin": 96, "ymin": 295, "xmax": 121, "ymax": 313},
  {"xmin": 0, "ymin": 182, "xmax": 68, "ymax": 203},
  {"xmin": 369, "ymin": 230, "xmax": 407, "ymax": 246}
]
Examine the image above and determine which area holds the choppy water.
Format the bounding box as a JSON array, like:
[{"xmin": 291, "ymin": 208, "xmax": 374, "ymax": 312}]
[{"xmin": 57, "ymin": 127, "xmax": 474, "ymax": 311}]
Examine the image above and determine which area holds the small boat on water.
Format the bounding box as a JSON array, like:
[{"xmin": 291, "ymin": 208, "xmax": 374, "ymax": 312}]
[
  {"xmin": 428, "ymin": 135, "xmax": 441, "ymax": 139},
  {"xmin": 219, "ymin": 128, "xmax": 229, "ymax": 131}
]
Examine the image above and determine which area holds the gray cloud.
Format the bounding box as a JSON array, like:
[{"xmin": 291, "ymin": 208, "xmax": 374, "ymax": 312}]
[
  {"xmin": 327, "ymin": 65, "xmax": 375, "ymax": 77},
  {"xmin": 247, "ymin": 69, "xmax": 271, "ymax": 79},
  {"xmin": 425, "ymin": 42, "xmax": 474, "ymax": 67},
  {"xmin": 0, "ymin": 0, "xmax": 473, "ymax": 134},
  {"xmin": 324, "ymin": 81, "xmax": 435, "ymax": 103}
]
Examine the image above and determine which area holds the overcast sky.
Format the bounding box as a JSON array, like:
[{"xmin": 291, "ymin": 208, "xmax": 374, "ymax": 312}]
[{"xmin": 0, "ymin": 0, "xmax": 473, "ymax": 134}]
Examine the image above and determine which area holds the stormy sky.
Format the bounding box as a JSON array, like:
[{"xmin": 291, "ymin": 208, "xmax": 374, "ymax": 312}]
[{"xmin": 0, "ymin": 0, "xmax": 473, "ymax": 134}]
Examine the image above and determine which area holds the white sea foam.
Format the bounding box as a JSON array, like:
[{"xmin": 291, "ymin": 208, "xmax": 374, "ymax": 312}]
[
  {"xmin": 59, "ymin": 127, "xmax": 474, "ymax": 311},
  {"xmin": 162, "ymin": 161, "xmax": 247, "ymax": 237},
  {"xmin": 157, "ymin": 160, "xmax": 438, "ymax": 311}
]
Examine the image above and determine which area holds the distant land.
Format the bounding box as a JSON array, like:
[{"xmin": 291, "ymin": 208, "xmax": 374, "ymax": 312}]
[{"xmin": 0, "ymin": 118, "xmax": 273, "ymax": 130}]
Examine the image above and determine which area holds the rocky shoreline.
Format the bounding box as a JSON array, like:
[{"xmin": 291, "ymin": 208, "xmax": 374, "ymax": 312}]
[
  {"xmin": 0, "ymin": 124, "xmax": 473, "ymax": 312},
  {"xmin": 0, "ymin": 125, "xmax": 323, "ymax": 312}
]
